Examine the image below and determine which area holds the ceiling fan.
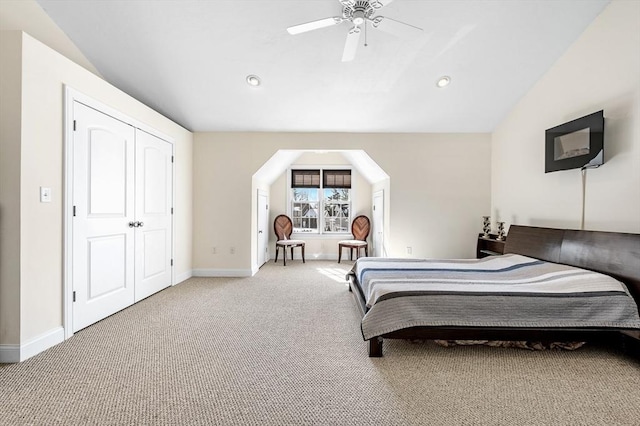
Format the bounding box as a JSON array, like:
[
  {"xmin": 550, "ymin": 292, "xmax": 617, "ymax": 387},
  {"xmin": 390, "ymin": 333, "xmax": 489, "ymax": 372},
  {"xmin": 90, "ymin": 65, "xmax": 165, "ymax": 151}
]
[{"xmin": 287, "ymin": 0, "xmax": 423, "ymax": 62}]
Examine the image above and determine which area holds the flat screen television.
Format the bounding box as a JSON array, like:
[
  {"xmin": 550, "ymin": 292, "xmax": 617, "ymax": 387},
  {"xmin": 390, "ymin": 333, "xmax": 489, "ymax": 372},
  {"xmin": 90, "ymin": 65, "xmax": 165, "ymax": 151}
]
[{"xmin": 545, "ymin": 110, "xmax": 604, "ymax": 173}]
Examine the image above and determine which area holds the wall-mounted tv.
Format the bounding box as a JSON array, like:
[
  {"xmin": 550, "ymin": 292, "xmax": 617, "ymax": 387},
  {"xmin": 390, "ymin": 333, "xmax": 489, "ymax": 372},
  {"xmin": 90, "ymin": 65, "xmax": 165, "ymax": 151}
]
[{"xmin": 545, "ymin": 110, "xmax": 604, "ymax": 173}]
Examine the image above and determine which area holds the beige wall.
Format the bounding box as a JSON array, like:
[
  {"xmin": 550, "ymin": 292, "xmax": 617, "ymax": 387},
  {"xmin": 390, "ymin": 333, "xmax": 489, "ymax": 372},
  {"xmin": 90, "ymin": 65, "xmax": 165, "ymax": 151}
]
[
  {"xmin": 491, "ymin": 1, "xmax": 640, "ymax": 233},
  {"xmin": 193, "ymin": 132, "xmax": 492, "ymax": 274},
  {"xmin": 0, "ymin": 31, "xmax": 193, "ymax": 347},
  {"xmin": 0, "ymin": 31, "xmax": 23, "ymax": 344},
  {"xmin": 268, "ymin": 152, "xmax": 373, "ymax": 260}
]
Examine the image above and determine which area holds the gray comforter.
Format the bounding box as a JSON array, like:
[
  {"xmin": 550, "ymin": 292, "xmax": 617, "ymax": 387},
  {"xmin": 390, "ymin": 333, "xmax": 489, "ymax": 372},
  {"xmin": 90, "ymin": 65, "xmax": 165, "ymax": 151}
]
[{"xmin": 347, "ymin": 254, "xmax": 640, "ymax": 340}]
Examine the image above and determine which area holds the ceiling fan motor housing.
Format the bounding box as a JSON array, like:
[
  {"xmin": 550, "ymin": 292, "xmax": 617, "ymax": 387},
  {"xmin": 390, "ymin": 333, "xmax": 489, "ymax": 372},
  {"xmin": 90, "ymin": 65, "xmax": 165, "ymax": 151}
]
[{"xmin": 343, "ymin": 1, "xmax": 375, "ymax": 25}]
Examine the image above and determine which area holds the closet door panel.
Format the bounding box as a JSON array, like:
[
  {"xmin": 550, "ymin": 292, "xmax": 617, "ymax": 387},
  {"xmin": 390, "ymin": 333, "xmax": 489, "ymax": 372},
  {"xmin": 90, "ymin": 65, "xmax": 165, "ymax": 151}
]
[
  {"xmin": 87, "ymin": 129, "xmax": 127, "ymax": 216},
  {"xmin": 72, "ymin": 102, "xmax": 135, "ymax": 332},
  {"xmin": 134, "ymin": 129, "xmax": 173, "ymax": 302}
]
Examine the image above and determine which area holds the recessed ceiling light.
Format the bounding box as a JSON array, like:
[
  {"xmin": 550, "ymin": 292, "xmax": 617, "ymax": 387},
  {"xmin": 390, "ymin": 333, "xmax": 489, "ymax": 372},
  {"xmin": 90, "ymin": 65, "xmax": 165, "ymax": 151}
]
[
  {"xmin": 246, "ymin": 75, "xmax": 261, "ymax": 87},
  {"xmin": 436, "ymin": 76, "xmax": 451, "ymax": 88}
]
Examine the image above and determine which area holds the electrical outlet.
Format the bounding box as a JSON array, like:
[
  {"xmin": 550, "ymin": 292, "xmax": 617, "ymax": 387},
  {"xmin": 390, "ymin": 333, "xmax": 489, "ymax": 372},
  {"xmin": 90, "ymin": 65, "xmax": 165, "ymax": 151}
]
[
  {"xmin": 406, "ymin": 246, "xmax": 412, "ymax": 255},
  {"xmin": 230, "ymin": 247, "xmax": 235, "ymax": 255}
]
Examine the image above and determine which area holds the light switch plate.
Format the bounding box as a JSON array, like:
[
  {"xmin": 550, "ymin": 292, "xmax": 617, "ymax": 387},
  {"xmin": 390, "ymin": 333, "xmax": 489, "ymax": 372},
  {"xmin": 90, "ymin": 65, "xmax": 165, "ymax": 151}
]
[{"xmin": 40, "ymin": 187, "xmax": 52, "ymax": 203}]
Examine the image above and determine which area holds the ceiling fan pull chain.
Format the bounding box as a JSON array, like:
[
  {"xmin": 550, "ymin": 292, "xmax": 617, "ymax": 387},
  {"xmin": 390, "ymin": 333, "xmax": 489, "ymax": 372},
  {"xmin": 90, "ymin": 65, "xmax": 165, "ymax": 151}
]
[{"xmin": 364, "ymin": 20, "xmax": 368, "ymax": 47}]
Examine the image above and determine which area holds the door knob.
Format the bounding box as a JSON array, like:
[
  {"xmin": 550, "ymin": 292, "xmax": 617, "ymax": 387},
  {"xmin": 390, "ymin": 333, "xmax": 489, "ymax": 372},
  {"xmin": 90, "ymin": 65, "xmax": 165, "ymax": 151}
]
[
  {"xmin": 137, "ymin": 221, "xmax": 144, "ymax": 228},
  {"xmin": 129, "ymin": 221, "xmax": 136, "ymax": 228}
]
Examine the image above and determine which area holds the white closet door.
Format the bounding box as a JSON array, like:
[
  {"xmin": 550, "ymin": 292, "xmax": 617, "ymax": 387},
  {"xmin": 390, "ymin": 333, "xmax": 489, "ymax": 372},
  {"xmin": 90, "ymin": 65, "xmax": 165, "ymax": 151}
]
[
  {"xmin": 72, "ymin": 102, "xmax": 135, "ymax": 332},
  {"xmin": 257, "ymin": 190, "xmax": 269, "ymax": 267},
  {"xmin": 134, "ymin": 129, "xmax": 173, "ymax": 302},
  {"xmin": 372, "ymin": 190, "xmax": 384, "ymax": 257}
]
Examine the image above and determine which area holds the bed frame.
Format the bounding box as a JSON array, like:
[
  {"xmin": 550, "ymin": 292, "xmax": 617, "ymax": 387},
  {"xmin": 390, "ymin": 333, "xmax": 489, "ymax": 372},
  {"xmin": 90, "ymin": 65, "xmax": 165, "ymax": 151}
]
[{"xmin": 348, "ymin": 225, "xmax": 640, "ymax": 357}]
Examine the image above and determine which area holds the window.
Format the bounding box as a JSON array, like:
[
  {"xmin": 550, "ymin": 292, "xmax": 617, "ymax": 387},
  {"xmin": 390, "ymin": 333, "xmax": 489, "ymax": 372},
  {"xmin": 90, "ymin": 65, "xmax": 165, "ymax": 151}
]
[{"xmin": 290, "ymin": 169, "xmax": 351, "ymax": 234}]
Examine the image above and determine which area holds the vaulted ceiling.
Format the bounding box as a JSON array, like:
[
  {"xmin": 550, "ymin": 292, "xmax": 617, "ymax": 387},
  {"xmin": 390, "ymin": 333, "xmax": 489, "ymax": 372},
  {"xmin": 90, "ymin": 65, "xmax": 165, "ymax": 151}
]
[{"xmin": 35, "ymin": 0, "xmax": 609, "ymax": 133}]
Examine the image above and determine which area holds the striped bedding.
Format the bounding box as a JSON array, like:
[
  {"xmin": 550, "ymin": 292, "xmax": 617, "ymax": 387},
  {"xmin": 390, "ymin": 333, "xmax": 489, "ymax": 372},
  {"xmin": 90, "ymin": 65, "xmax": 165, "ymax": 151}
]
[{"xmin": 347, "ymin": 254, "xmax": 640, "ymax": 340}]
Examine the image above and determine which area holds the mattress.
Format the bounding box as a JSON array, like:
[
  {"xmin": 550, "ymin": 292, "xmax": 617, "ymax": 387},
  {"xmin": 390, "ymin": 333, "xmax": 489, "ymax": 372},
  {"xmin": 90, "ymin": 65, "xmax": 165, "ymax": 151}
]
[{"xmin": 347, "ymin": 254, "xmax": 640, "ymax": 340}]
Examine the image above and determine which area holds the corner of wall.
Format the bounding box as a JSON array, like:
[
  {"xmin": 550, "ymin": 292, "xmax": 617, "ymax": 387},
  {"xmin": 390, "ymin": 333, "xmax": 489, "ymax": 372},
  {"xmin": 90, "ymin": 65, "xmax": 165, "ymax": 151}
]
[
  {"xmin": 0, "ymin": 29, "xmax": 23, "ymax": 347},
  {"xmin": 0, "ymin": 326, "xmax": 64, "ymax": 363}
]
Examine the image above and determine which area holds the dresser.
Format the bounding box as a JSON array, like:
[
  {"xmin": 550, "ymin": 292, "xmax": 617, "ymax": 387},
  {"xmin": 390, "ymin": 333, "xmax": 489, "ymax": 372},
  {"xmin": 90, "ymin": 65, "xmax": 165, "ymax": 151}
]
[{"xmin": 476, "ymin": 233, "xmax": 506, "ymax": 258}]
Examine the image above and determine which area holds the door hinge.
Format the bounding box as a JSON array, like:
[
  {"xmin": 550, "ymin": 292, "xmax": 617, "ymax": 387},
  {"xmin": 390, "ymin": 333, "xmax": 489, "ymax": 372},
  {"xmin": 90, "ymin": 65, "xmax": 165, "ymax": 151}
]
[
  {"xmin": 73, "ymin": 206, "xmax": 76, "ymax": 216},
  {"xmin": 171, "ymin": 156, "xmax": 174, "ymax": 163},
  {"xmin": 73, "ymin": 291, "xmax": 76, "ymax": 302},
  {"xmin": 266, "ymin": 204, "xmax": 268, "ymax": 210},
  {"xmin": 73, "ymin": 120, "xmax": 77, "ymax": 131},
  {"xmin": 170, "ymin": 259, "xmax": 173, "ymax": 266},
  {"xmin": 373, "ymin": 205, "xmax": 376, "ymax": 211},
  {"xmin": 171, "ymin": 207, "xmax": 174, "ymax": 214}
]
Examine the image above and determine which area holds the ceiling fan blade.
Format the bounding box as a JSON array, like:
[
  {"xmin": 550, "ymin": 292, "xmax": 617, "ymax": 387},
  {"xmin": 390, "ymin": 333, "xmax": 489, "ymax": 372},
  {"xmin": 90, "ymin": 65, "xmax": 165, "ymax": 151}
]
[
  {"xmin": 370, "ymin": 0, "xmax": 395, "ymax": 9},
  {"xmin": 369, "ymin": 16, "xmax": 422, "ymax": 37},
  {"xmin": 342, "ymin": 26, "xmax": 361, "ymax": 62},
  {"xmin": 287, "ymin": 17, "xmax": 343, "ymax": 35},
  {"xmin": 339, "ymin": 0, "xmax": 356, "ymax": 7}
]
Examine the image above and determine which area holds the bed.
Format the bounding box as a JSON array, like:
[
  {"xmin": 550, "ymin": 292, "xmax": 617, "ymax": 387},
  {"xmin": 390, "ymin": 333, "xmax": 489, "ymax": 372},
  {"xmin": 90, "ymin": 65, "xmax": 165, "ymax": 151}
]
[{"xmin": 347, "ymin": 225, "xmax": 640, "ymax": 357}]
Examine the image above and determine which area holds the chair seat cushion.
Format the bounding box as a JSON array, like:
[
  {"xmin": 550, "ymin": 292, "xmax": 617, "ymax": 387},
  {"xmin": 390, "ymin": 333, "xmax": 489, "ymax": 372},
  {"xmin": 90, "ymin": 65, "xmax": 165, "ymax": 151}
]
[
  {"xmin": 339, "ymin": 240, "xmax": 367, "ymax": 246},
  {"xmin": 277, "ymin": 240, "xmax": 305, "ymax": 246}
]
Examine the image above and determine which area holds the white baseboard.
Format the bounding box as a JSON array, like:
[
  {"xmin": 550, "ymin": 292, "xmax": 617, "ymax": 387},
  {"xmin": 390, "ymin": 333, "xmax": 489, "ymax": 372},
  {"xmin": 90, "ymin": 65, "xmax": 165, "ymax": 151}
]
[
  {"xmin": 22, "ymin": 326, "xmax": 65, "ymax": 361},
  {"xmin": 0, "ymin": 344, "xmax": 20, "ymax": 363},
  {"xmin": 269, "ymin": 253, "xmax": 340, "ymax": 261},
  {"xmin": 307, "ymin": 253, "xmax": 340, "ymax": 261},
  {"xmin": 0, "ymin": 326, "xmax": 65, "ymax": 363},
  {"xmin": 195, "ymin": 257, "xmax": 344, "ymax": 278},
  {"xmin": 175, "ymin": 270, "xmax": 193, "ymax": 284},
  {"xmin": 192, "ymin": 268, "xmax": 254, "ymax": 277}
]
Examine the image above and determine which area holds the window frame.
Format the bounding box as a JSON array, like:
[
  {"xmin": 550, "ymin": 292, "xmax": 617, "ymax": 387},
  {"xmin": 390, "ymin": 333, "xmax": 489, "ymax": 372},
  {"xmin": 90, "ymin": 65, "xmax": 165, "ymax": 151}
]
[{"xmin": 287, "ymin": 166, "xmax": 354, "ymax": 237}]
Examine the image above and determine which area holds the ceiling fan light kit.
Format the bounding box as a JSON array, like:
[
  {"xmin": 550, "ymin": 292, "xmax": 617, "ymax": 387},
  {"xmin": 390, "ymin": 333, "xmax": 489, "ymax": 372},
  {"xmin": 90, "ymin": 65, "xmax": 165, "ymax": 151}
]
[{"xmin": 287, "ymin": 0, "xmax": 422, "ymax": 62}]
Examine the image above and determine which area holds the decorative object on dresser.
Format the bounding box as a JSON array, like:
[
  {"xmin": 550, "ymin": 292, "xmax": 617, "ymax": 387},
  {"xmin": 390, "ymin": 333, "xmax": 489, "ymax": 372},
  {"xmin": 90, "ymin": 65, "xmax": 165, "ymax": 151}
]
[
  {"xmin": 476, "ymin": 233, "xmax": 506, "ymax": 258},
  {"xmin": 496, "ymin": 222, "xmax": 506, "ymax": 241},
  {"xmin": 482, "ymin": 216, "xmax": 491, "ymax": 238}
]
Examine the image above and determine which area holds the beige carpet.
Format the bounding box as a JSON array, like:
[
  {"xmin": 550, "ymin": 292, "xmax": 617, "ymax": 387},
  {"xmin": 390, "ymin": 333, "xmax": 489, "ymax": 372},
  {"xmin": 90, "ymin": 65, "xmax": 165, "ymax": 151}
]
[{"xmin": 1, "ymin": 260, "xmax": 639, "ymax": 425}]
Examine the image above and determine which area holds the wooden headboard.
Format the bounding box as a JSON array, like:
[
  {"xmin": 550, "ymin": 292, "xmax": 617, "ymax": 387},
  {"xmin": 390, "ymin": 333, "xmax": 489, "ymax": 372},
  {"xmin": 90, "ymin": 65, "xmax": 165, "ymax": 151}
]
[{"xmin": 504, "ymin": 225, "xmax": 640, "ymax": 305}]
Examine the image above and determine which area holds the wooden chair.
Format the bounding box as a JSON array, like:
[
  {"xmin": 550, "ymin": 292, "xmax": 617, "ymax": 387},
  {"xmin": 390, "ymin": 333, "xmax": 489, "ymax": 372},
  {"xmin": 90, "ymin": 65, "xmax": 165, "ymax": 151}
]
[
  {"xmin": 338, "ymin": 215, "xmax": 370, "ymax": 263},
  {"xmin": 274, "ymin": 214, "xmax": 305, "ymax": 266}
]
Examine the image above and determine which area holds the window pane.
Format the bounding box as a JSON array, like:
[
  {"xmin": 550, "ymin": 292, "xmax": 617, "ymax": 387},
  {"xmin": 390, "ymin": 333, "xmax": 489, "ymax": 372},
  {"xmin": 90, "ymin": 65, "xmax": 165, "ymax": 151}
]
[
  {"xmin": 337, "ymin": 217, "xmax": 349, "ymax": 232},
  {"xmin": 324, "ymin": 217, "xmax": 335, "ymax": 232},
  {"xmin": 324, "ymin": 188, "xmax": 350, "ymax": 202},
  {"xmin": 293, "ymin": 188, "xmax": 318, "ymax": 202},
  {"xmin": 291, "ymin": 189, "xmax": 319, "ymax": 233},
  {"xmin": 322, "ymin": 198, "xmax": 350, "ymax": 233},
  {"xmin": 341, "ymin": 204, "xmax": 350, "ymax": 218}
]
